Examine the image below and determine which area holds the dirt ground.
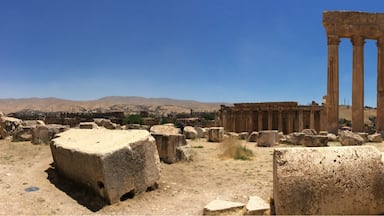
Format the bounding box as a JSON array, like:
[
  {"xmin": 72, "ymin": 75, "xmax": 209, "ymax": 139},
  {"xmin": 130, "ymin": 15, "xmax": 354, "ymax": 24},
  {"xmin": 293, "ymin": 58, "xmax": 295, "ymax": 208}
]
[{"xmin": 1, "ymin": 138, "xmax": 384, "ymax": 215}]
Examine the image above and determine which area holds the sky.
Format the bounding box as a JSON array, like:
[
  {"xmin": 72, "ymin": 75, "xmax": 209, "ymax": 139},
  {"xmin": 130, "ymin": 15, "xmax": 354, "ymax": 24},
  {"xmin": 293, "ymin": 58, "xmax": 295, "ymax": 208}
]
[{"xmin": 1, "ymin": 0, "xmax": 384, "ymax": 106}]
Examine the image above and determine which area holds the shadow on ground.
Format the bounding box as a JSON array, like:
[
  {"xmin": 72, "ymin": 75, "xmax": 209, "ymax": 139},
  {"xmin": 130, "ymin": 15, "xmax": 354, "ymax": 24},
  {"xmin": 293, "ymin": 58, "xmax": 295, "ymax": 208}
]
[{"xmin": 45, "ymin": 164, "xmax": 106, "ymax": 212}]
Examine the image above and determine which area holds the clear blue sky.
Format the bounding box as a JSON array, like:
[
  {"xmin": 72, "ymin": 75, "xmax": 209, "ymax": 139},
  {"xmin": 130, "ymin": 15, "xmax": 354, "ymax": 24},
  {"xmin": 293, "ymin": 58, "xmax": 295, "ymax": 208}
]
[{"xmin": 1, "ymin": 0, "xmax": 383, "ymax": 106}]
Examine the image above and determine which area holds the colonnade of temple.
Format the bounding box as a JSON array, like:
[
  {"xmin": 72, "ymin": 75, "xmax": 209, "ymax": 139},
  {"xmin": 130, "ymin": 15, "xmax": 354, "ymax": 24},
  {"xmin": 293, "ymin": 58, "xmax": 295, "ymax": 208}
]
[
  {"xmin": 218, "ymin": 102, "xmax": 325, "ymax": 134},
  {"xmin": 323, "ymin": 11, "xmax": 384, "ymax": 134}
]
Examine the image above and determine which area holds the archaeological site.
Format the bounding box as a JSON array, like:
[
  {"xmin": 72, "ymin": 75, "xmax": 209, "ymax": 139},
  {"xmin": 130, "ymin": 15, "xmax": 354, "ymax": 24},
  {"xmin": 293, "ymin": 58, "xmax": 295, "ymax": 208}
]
[{"xmin": 3, "ymin": 10, "xmax": 384, "ymax": 215}]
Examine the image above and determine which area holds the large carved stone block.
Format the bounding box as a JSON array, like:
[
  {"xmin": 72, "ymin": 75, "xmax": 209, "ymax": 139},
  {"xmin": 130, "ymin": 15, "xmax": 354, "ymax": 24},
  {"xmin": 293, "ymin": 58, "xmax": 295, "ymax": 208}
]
[
  {"xmin": 50, "ymin": 129, "xmax": 160, "ymax": 204},
  {"xmin": 207, "ymin": 127, "xmax": 224, "ymax": 142},
  {"xmin": 151, "ymin": 133, "xmax": 186, "ymax": 164},
  {"xmin": 257, "ymin": 130, "xmax": 279, "ymax": 147},
  {"xmin": 273, "ymin": 146, "xmax": 384, "ymax": 215}
]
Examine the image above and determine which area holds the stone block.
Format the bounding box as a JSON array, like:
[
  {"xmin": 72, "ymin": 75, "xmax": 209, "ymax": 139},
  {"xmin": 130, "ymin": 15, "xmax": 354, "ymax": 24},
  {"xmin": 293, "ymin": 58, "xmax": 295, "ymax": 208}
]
[
  {"xmin": 285, "ymin": 132, "xmax": 305, "ymax": 145},
  {"xmin": 339, "ymin": 130, "xmax": 364, "ymax": 146},
  {"xmin": 194, "ymin": 127, "xmax": 206, "ymax": 138},
  {"xmin": 150, "ymin": 124, "xmax": 180, "ymax": 135},
  {"xmin": 79, "ymin": 122, "xmax": 99, "ymax": 129},
  {"xmin": 248, "ymin": 132, "xmax": 258, "ymax": 142},
  {"xmin": 203, "ymin": 199, "xmax": 244, "ymax": 215},
  {"xmin": 238, "ymin": 132, "xmax": 249, "ymax": 140},
  {"xmin": 302, "ymin": 135, "xmax": 328, "ymax": 147},
  {"xmin": 0, "ymin": 116, "xmax": 22, "ymax": 138},
  {"xmin": 152, "ymin": 133, "xmax": 186, "ymax": 164},
  {"xmin": 32, "ymin": 124, "xmax": 69, "ymax": 144},
  {"xmin": 207, "ymin": 127, "xmax": 224, "ymax": 142},
  {"xmin": 93, "ymin": 118, "xmax": 117, "ymax": 129},
  {"xmin": 245, "ymin": 196, "xmax": 270, "ymax": 215},
  {"xmin": 273, "ymin": 146, "xmax": 384, "ymax": 215},
  {"xmin": 183, "ymin": 126, "xmax": 198, "ymax": 139},
  {"xmin": 368, "ymin": 133, "xmax": 382, "ymax": 142},
  {"xmin": 327, "ymin": 133, "xmax": 338, "ymax": 141},
  {"xmin": 50, "ymin": 129, "xmax": 160, "ymax": 204},
  {"xmin": 257, "ymin": 130, "xmax": 279, "ymax": 147},
  {"xmin": 301, "ymin": 129, "xmax": 317, "ymax": 135},
  {"xmin": 358, "ymin": 132, "xmax": 369, "ymax": 143}
]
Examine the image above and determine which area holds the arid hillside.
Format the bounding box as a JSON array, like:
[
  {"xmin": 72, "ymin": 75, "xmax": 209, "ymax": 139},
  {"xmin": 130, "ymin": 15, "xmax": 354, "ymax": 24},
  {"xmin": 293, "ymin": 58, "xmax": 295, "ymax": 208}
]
[{"xmin": 0, "ymin": 96, "xmax": 229, "ymax": 115}]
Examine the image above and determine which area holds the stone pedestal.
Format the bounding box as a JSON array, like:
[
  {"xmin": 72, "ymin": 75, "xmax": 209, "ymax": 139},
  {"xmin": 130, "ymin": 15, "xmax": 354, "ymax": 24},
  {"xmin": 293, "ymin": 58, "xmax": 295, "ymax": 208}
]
[
  {"xmin": 207, "ymin": 127, "xmax": 224, "ymax": 142},
  {"xmin": 152, "ymin": 133, "xmax": 186, "ymax": 164}
]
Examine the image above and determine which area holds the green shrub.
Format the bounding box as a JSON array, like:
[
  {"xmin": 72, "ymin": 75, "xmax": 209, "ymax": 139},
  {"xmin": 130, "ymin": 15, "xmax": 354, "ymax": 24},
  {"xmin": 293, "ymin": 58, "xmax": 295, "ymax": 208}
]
[{"xmin": 124, "ymin": 115, "xmax": 144, "ymax": 125}]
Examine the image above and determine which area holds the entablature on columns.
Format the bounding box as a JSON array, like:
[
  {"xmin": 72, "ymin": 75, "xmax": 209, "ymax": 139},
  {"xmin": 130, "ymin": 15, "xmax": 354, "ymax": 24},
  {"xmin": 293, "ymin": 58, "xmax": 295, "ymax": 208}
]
[{"xmin": 323, "ymin": 11, "xmax": 384, "ymax": 39}]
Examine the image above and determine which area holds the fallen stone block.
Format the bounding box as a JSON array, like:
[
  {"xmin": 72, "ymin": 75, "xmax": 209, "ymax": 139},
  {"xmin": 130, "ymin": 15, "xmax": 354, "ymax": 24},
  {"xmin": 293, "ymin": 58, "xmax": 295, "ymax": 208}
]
[
  {"xmin": 194, "ymin": 127, "xmax": 206, "ymax": 138},
  {"xmin": 79, "ymin": 122, "xmax": 99, "ymax": 129},
  {"xmin": 183, "ymin": 126, "xmax": 198, "ymax": 139},
  {"xmin": 339, "ymin": 130, "xmax": 364, "ymax": 146},
  {"xmin": 238, "ymin": 132, "xmax": 249, "ymax": 140},
  {"xmin": 273, "ymin": 146, "xmax": 384, "ymax": 215},
  {"xmin": 327, "ymin": 133, "xmax": 338, "ymax": 141},
  {"xmin": 150, "ymin": 124, "xmax": 181, "ymax": 135},
  {"xmin": 285, "ymin": 132, "xmax": 305, "ymax": 145},
  {"xmin": 257, "ymin": 130, "xmax": 278, "ymax": 147},
  {"xmin": 203, "ymin": 199, "xmax": 244, "ymax": 215},
  {"xmin": 151, "ymin": 133, "xmax": 187, "ymax": 164},
  {"xmin": 93, "ymin": 118, "xmax": 117, "ymax": 129},
  {"xmin": 358, "ymin": 132, "xmax": 369, "ymax": 143},
  {"xmin": 207, "ymin": 127, "xmax": 224, "ymax": 142},
  {"xmin": 368, "ymin": 133, "xmax": 382, "ymax": 142},
  {"xmin": 32, "ymin": 124, "xmax": 69, "ymax": 144},
  {"xmin": 245, "ymin": 196, "xmax": 270, "ymax": 215},
  {"xmin": 248, "ymin": 132, "xmax": 258, "ymax": 142},
  {"xmin": 50, "ymin": 129, "xmax": 160, "ymax": 204},
  {"xmin": 302, "ymin": 135, "xmax": 328, "ymax": 147},
  {"xmin": 301, "ymin": 128, "xmax": 317, "ymax": 135},
  {"xmin": 0, "ymin": 116, "xmax": 22, "ymax": 138}
]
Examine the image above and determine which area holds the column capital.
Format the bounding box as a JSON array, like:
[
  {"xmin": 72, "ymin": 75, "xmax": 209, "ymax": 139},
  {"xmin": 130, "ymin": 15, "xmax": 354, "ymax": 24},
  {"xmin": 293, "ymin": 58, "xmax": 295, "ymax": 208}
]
[
  {"xmin": 351, "ymin": 35, "xmax": 365, "ymax": 46},
  {"xmin": 327, "ymin": 35, "xmax": 340, "ymax": 45}
]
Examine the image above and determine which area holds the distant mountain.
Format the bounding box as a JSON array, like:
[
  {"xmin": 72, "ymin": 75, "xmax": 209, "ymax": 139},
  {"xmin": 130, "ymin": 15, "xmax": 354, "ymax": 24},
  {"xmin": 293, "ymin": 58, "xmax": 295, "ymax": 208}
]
[{"xmin": 0, "ymin": 96, "xmax": 230, "ymax": 115}]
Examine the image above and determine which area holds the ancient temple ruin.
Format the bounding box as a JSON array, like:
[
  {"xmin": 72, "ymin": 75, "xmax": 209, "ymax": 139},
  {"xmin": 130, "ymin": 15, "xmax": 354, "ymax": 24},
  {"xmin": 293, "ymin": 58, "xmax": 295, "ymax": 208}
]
[
  {"xmin": 218, "ymin": 102, "xmax": 325, "ymax": 134},
  {"xmin": 323, "ymin": 11, "xmax": 384, "ymax": 134}
]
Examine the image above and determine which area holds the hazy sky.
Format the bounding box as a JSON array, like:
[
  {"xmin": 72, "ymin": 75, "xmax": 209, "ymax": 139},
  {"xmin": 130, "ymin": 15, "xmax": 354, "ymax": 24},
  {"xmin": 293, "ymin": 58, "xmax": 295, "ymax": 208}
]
[{"xmin": 1, "ymin": 0, "xmax": 384, "ymax": 106}]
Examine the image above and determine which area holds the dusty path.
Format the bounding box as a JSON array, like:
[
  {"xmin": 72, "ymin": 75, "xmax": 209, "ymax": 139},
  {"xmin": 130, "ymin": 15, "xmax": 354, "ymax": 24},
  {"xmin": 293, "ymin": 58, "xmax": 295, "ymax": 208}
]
[{"xmin": 1, "ymin": 138, "xmax": 383, "ymax": 215}]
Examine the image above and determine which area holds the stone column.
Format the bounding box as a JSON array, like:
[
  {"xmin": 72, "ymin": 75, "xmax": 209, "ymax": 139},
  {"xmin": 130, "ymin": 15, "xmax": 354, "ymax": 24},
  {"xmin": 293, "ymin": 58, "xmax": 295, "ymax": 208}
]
[
  {"xmin": 287, "ymin": 112, "xmax": 293, "ymax": 134},
  {"xmin": 278, "ymin": 110, "xmax": 283, "ymax": 133},
  {"xmin": 377, "ymin": 37, "xmax": 384, "ymax": 133},
  {"xmin": 258, "ymin": 111, "xmax": 263, "ymax": 131},
  {"xmin": 310, "ymin": 109, "xmax": 315, "ymax": 129},
  {"xmin": 327, "ymin": 35, "xmax": 340, "ymax": 134},
  {"xmin": 351, "ymin": 35, "xmax": 365, "ymax": 132},
  {"xmin": 247, "ymin": 111, "xmax": 253, "ymax": 133},
  {"xmin": 298, "ymin": 110, "xmax": 304, "ymax": 131},
  {"xmin": 268, "ymin": 110, "xmax": 273, "ymax": 130}
]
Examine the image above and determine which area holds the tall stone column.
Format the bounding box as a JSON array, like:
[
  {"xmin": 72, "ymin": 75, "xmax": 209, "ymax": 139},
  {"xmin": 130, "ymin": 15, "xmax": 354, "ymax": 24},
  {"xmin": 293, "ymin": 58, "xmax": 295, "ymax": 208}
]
[
  {"xmin": 377, "ymin": 37, "xmax": 384, "ymax": 133},
  {"xmin": 287, "ymin": 112, "xmax": 293, "ymax": 134},
  {"xmin": 327, "ymin": 35, "xmax": 340, "ymax": 134},
  {"xmin": 278, "ymin": 110, "xmax": 283, "ymax": 133},
  {"xmin": 258, "ymin": 111, "xmax": 263, "ymax": 131},
  {"xmin": 298, "ymin": 110, "xmax": 304, "ymax": 131},
  {"xmin": 351, "ymin": 35, "xmax": 365, "ymax": 132},
  {"xmin": 268, "ymin": 110, "xmax": 273, "ymax": 130},
  {"xmin": 310, "ymin": 109, "xmax": 315, "ymax": 129}
]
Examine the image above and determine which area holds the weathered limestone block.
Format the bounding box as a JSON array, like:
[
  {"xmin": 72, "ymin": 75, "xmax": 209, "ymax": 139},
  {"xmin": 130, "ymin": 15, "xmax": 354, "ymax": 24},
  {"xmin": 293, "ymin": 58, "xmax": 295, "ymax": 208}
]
[
  {"xmin": 176, "ymin": 144, "xmax": 192, "ymax": 161},
  {"xmin": 327, "ymin": 133, "xmax": 338, "ymax": 141},
  {"xmin": 368, "ymin": 133, "xmax": 382, "ymax": 142},
  {"xmin": 0, "ymin": 116, "xmax": 22, "ymax": 138},
  {"xmin": 339, "ymin": 130, "xmax": 364, "ymax": 146},
  {"xmin": 151, "ymin": 133, "xmax": 187, "ymax": 164},
  {"xmin": 301, "ymin": 129, "xmax": 317, "ymax": 135},
  {"xmin": 358, "ymin": 132, "xmax": 369, "ymax": 143},
  {"xmin": 278, "ymin": 132, "xmax": 286, "ymax": 143},
  {"xmin": 93, "ymin": 118, "xmax": 117, "ymax": 129},
  {"xmin": 183, "ymin": 126, "xmax": 198, "ymax": 139},
  {"xmin": 227, "ymin": 132, "xmax": 239, "ymax": 138},
  {"xmin": 125, "ymin": 124, "xmax": 150, "ymax": 130},
  {"xmin": 14, "ymin": 120, "xmax": 47, "ymax": 141},
  {"xmin": 273, "ymin": 146, "xmax": 384, "ymax": 215},
  {"xmin": 150, "ymin": 124, "xmax": 180, "ymax": 135},
  {"xmin": 207, "ymin": 127, "xmax": 224, "ymax": 142},
  {"xmin": 245, "ymin": 196, "xmax": 270, "ymax": 215},
  {"xmin": 32, "ymin": 124, "xmax": 69, "ymax": 144},
  {"xmin": 239, "ymin": 132, "xmax": 249, "ymax": 140},
  {"xmin": 22, "ymin": 120, "xmax": 45, "ymax": 127},
  {"xmin": 248, "ymin": 132, "xmax": 258, "ymax": 142},
  {"xmin": 319, "ymin": 131, "xmax": 328, "ymax": 136},
  {"xmin": 50, "ymin": 129, "xmax": 160, "ymax": 204},
  {"xmin": 257, "ymin": 130, "xmax": 279, "ymax": 147},
  {"xmin": 194, "ymin": 127, "xmax": 206, "ymax": 138},
  {"xmin": 203, "ymin": 199, "xmax": 244, "ymax": 215},
  {"xmin": 302, "ymin": 135, "xmax": 328, "ymax": 147},
  {"xmin": 285, "ymin": 132, "xmax": 305, "ymax": 145},
  {"xmin": 79, "ymin": 122, "xmax": 99, "ymax": 129}
]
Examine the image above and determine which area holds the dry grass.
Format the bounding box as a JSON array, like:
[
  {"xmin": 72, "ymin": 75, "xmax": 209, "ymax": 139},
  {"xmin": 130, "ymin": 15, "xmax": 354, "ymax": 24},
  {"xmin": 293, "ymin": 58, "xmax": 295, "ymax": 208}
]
[{"xmin": 218, "ymin": 137, "xmax": 254, "ymax": 160}]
